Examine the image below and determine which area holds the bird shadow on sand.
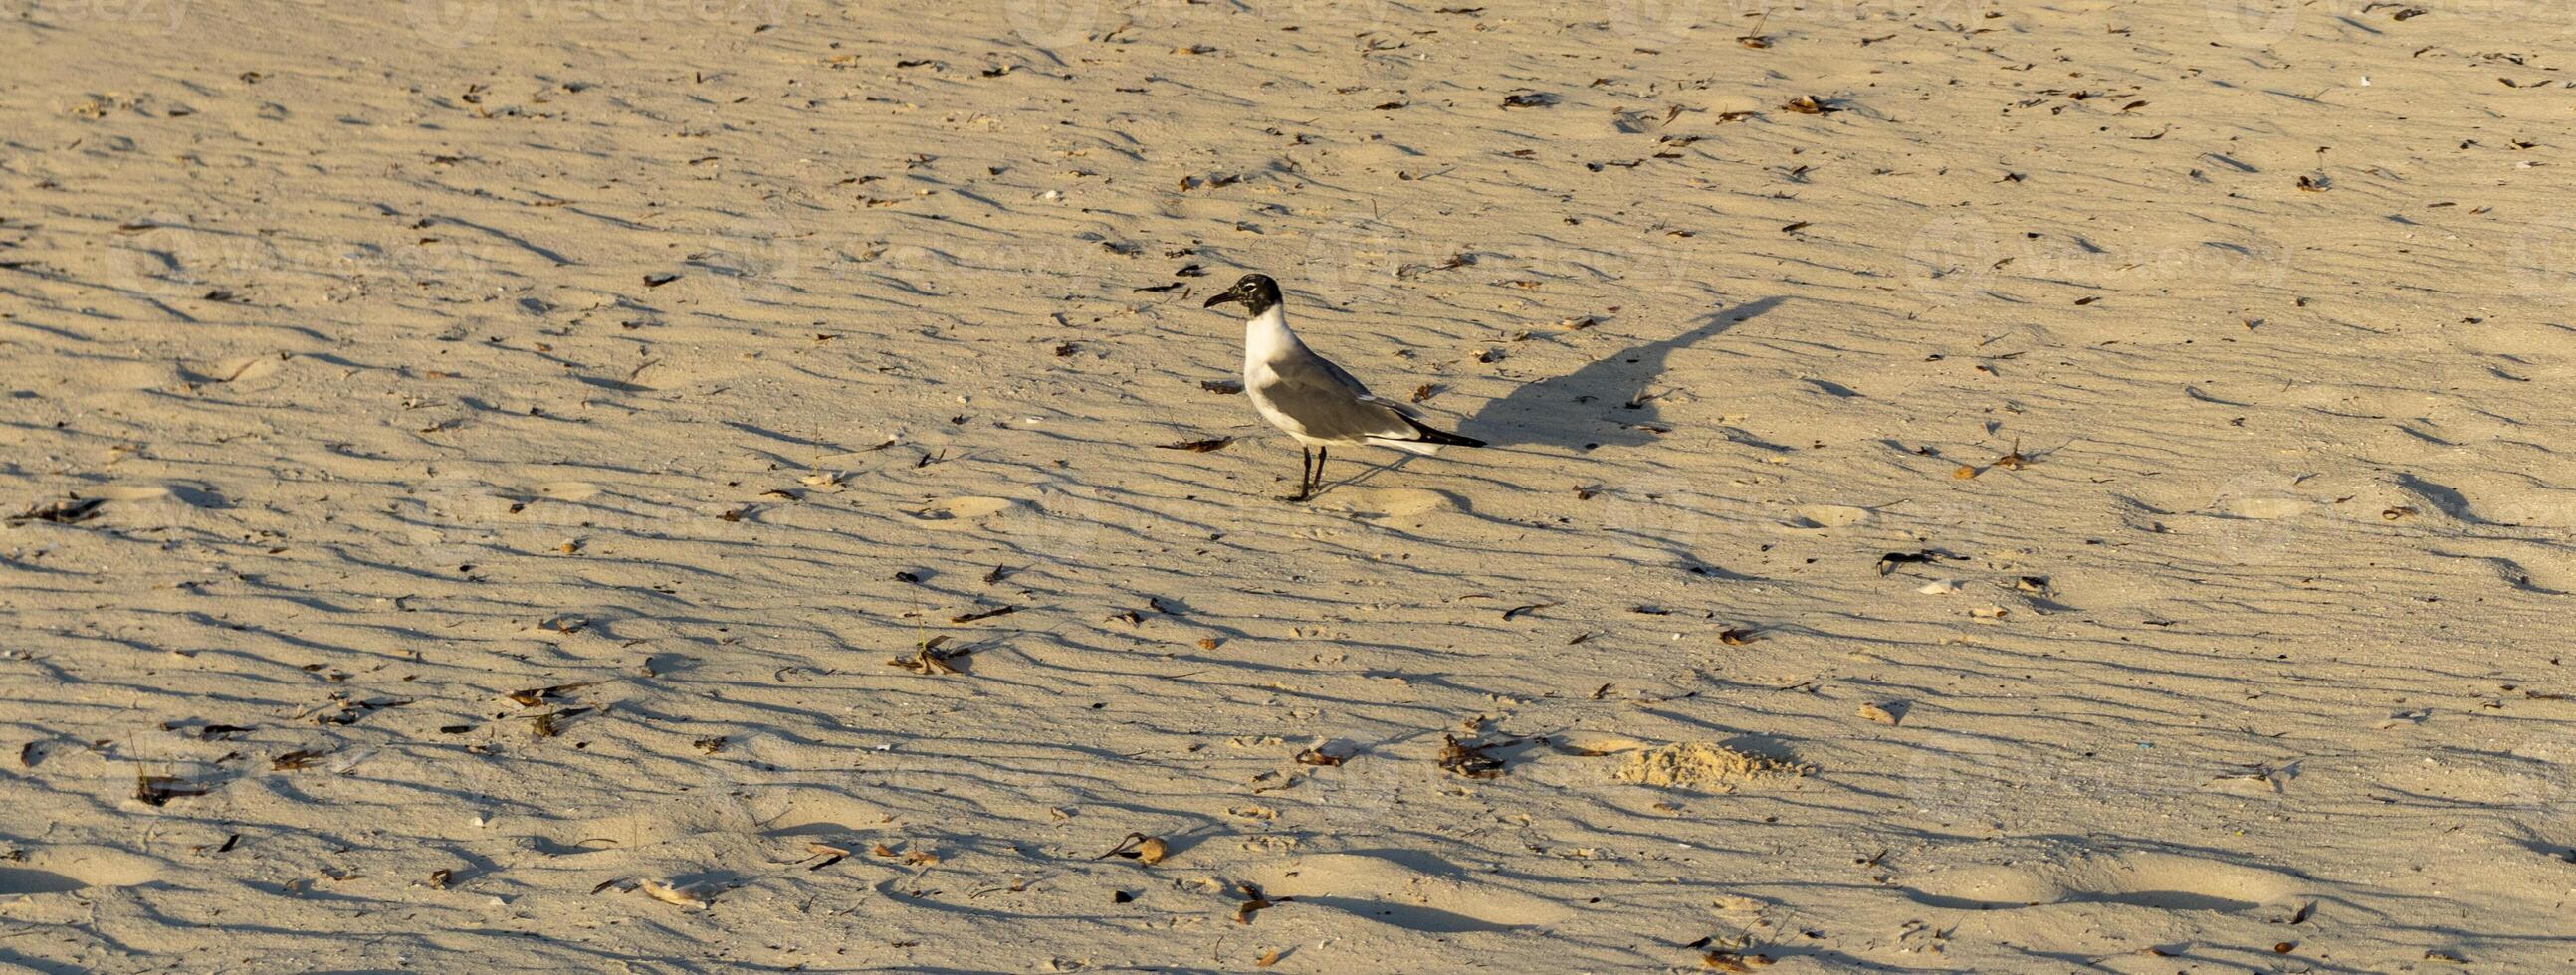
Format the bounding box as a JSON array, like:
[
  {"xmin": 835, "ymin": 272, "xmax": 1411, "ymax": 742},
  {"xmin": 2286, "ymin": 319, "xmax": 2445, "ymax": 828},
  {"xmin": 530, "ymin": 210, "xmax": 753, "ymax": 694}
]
[{"xmin": 1460, "ymin": 295, "xmax": 1787, "ymax": 450}]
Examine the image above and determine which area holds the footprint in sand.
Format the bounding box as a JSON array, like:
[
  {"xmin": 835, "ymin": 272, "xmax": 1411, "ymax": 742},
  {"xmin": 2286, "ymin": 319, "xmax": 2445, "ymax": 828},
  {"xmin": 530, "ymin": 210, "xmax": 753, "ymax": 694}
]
[
  {"xmin": 910, "ymin": 495, "xmax": 1017, "ymax": 528},
  {"xmin": 198, "ymin": 354, "xmax": 287, "ymax": 385},
  {"xmin": 1778, "ymin": 503, "xmax": 1871, "ymax": 534},
  {"xmin": 1324, "ymin": 488, "xmax": 1454, "ymax": 519},
  {"xmin": 2199, "ymin": 485, "xmax": 2330, "ymax": 560},
  {"xmin": 0, "ymin": 848, "xmax": 161, "ymax": 895},
  {"xmin": 89, "ymin": 485, "xmax": 170, "ymax": 502},
  {"xmin": 74, "ymin": 484, "xmax": 228, "ymax": 526},
  {"xmin": 90, "ymin": 360, "xmax": 181, "ymax": 393},
  {"xmin": 519, "ymin": 789, "xmax": 884, "ymax": 859},
  {"xmin": 754, "ymin": 794, "xmax": 892, "ymax": 839},
  {"xmin": 1243, "ymin": 852, "xmax": 1572, "ymax": 933},
  {"xmin": 0, "ymin": 868, "xmax": 89, "ymax": 895},
  {"xmin": 1904, "ymin": 849, "xmax": 2304, "ymax": 914},
  {"xmin": 2216, "ymin": 495, "xmax": 2316, "ymax": 520},
  {"xmin": 2370, "ymin": 740, "xmax": 2576, "ymax": 810},
  {"xmin": 537, "ymin": 481, "xmax": 602, "ymax": 502}
]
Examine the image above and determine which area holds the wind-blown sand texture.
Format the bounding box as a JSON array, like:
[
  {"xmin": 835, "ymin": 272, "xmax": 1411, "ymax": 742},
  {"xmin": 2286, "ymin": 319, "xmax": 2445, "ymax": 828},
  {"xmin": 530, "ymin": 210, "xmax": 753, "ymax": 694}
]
[{"xmin": 6, "ymin": 1, "xmax": 2575, "ymax": 970}]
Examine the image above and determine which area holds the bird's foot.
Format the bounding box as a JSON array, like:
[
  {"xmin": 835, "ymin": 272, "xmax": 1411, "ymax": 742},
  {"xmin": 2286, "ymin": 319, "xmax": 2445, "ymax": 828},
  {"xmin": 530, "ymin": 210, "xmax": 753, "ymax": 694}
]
[{"xmin": 1276, "ymin": 489, "xmax": 1312, "ymax": 503}]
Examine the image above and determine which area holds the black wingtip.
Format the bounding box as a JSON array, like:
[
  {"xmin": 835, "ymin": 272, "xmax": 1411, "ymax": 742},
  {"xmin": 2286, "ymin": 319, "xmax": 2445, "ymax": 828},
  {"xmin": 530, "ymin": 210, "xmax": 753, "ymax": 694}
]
[{"xmin": 1403, "ymin": 417, "xmax": 1485, "ymax": 448}]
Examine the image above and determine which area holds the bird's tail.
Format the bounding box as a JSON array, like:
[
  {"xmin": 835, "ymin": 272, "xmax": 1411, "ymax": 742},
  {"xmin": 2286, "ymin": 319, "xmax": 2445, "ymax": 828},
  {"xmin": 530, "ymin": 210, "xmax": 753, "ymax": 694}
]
[{"xmin": 1400, "ymin": 416, "xmax": 1486, "ymax": 448}]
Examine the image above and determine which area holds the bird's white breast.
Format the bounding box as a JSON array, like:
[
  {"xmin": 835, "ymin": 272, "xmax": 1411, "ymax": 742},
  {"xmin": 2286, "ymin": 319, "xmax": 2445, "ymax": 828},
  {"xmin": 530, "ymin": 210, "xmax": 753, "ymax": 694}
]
[
  {"xmin": 1241, "ymin": 306, "xmax": 1315, "ymax": 440},
  {"xmin": 1241, "ymin": 305, "xmax": 1296, "ymax": 371}
]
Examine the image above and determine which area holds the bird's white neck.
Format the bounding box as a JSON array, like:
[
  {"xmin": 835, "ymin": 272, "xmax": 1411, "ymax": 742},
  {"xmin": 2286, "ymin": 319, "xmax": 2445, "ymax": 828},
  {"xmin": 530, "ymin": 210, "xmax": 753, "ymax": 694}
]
[{"xmin": 1243, "ymin": 304, "xmax": 1296, "ymax": 364}]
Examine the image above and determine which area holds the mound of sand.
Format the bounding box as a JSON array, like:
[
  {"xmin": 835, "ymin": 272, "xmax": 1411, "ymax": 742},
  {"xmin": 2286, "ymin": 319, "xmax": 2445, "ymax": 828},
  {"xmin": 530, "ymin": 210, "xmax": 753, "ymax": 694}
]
[{"xmin": 1613, "ymin": 742, "xmax": 1810, "ymax": 790}]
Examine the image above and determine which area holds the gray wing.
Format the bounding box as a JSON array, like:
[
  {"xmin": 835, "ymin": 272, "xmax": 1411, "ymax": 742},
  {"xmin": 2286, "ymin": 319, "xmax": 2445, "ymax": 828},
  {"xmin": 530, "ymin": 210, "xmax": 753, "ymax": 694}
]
[{"xmin": 1259, "ymin": 344, "xmax": 1422, "ymax": 442}]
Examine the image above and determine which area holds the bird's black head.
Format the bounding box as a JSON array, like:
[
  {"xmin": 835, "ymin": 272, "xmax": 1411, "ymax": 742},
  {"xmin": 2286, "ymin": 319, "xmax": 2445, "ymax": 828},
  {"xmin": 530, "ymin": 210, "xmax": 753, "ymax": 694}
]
[{"xmin": 1202, "ymin": 273, "xmax": 1282, "ymax": 315}]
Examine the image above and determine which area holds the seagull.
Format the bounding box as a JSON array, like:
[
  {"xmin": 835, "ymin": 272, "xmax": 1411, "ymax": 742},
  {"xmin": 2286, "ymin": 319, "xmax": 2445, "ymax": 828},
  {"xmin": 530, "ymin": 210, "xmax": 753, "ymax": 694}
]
[{"xmin": 1202, "ymin": 273, "xmax": 1484, "ymax": 501}]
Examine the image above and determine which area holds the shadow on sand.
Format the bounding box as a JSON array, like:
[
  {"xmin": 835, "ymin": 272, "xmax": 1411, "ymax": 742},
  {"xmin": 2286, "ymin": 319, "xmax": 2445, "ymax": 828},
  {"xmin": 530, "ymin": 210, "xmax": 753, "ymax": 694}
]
[{"xmin": 1461, "ymin": 295, "xmax": 1787, "ymax": 450}]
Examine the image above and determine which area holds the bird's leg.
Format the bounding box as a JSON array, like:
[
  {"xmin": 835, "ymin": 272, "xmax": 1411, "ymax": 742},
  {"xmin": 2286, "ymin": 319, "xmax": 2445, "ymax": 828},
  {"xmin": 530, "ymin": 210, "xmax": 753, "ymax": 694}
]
[
  {"xmin": 1281, "ymin": 446, "xmax": 1313, "ymax": 502},
  {"xmin": 1313, "ymin": 447, "xmax": 1329, "ymax": 496}
]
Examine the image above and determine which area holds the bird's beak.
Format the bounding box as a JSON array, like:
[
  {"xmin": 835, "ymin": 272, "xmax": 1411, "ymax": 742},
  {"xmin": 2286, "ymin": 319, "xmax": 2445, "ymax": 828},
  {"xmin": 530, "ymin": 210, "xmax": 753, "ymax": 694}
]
[{"xmin": 1203, "ymin": 290, "xmax": 1242, "ymax": 309}]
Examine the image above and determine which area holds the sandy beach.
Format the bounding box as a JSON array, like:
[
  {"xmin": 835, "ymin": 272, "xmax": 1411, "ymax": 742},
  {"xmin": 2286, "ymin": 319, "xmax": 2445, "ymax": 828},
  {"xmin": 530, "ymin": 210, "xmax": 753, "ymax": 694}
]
[{"xmin": 5, "ymin": 0, "xmax": 2574, "ymax": 970}]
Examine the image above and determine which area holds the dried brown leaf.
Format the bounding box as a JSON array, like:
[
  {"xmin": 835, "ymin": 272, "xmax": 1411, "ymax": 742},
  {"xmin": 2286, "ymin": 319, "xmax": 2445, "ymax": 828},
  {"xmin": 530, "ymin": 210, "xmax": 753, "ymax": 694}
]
[
  {"xmin": 133, "ymin": 773, "xmax": 208, "ymax": 806},
  {"xmin": 1234, "ymin": 881, "xmax": 1284, "ymax": 924},
  {"xmin": 531, "ymin": 707, "xmax": 591, "ymax": 737},
  {"xmin": 9, "ymin": 496, "xmax": 106, "ymax": 524},
  {"xmin": 271, "ymin": 749, "xmax": 328, "ymax": 771},
  {"xmin": 1094, "ymin": 832, "xmax": 1169, "ymax": 865},
  {"xmin": 806, "ymin": 842, "xmax": 851, "ymax": 871},
  {"xmin": 637, "ymin": 878, "xmax": 706, "ymax": 907},
  {"xmin": 889, "ymin": 642, "xmax": 969, "ymax": 675},
  {"xmin": 1995, "ymin": 439, "xmax": 2027, "ymax": 470},
  {"xmin": 507, "ymin": 682, "xmax": 598, "ymax": 708},
  {"xmin": 1439, "ymin": 734, "xmax": 1507, "ymax": 779}
]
